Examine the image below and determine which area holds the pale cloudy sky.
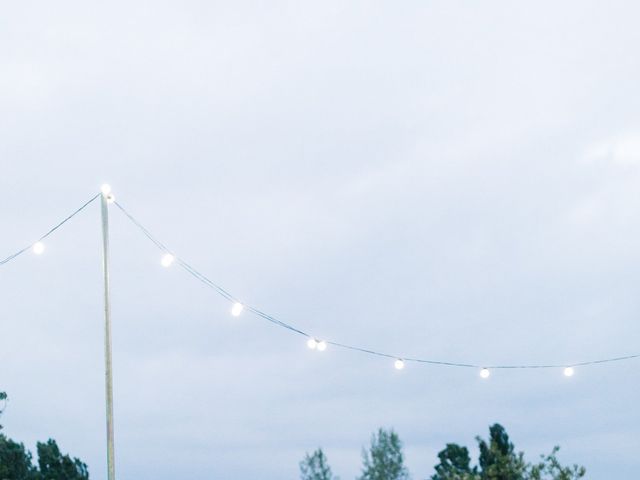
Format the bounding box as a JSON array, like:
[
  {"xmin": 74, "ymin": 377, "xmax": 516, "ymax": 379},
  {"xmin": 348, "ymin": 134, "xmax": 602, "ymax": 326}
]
[{"xmin": 1, "ymin": 1, "xmax": 640, "ymax": 479}]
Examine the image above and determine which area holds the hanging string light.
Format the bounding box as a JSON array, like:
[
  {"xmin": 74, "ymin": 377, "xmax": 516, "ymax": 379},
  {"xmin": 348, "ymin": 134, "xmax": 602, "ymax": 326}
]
[
  {"xmin": 231, "ymin": 302, "xmax": 244, "ymax": 317},
  {"xmin": 111, "ymin": 195, "xmax": 640, "ymax": 376},
  {"xmin": 3, "ymin": 189, "xmax": 640, "ymax": 380},
  {"xmin": 32, "ymin": 242, "xmax": 45, "ymax": 255},
  {"xmin": 0, "ymin": 193, "xmax": 99, "ymax": 267},
  {"xmin": 100, "ymin": 184, "xmax": 115, "ymax": 203},
  {"xmin": 161, "ymin": 253, "xmax": 175, "ymax": 267},
  {"xmin": 307, "ymin": 338, "xmax": 327, "ymax": 351}
]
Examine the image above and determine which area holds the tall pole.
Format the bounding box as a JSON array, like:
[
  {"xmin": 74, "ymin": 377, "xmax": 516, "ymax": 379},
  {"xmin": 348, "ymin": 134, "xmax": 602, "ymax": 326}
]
[{"xmin": 100, "ymin": 189, "xmax": 116, "ymax": 480}]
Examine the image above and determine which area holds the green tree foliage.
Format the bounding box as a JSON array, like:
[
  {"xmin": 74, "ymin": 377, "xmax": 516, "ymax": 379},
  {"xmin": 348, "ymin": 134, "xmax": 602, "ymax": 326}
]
[
  {"xmin": 0, "ymin": 391, "xmax": 7, "ymax": 431},
  {"xmin": 300, "ymin": 425, "xmax": 584, "ymax": 480},
  {"xmin": 432, "ymin": 425, "xmax": 585, "ymax": 480},
  {"xmin": 300, "ymin": 448, "xmax": 338, "ymax": 480},
  {"xmin": 431, "ymin": 444, "xmax": 479, "ymax": 480},
  {"xmin": 0, "ymin": 392, "xmax": 90, "ymax": 480},
  {"xmin": 477, "ymin": 424, "xmax": 527, "ymax": 480},
  {"xmin": 359, "ymin": 428, "xmax": 410, "ymax": 480},
  {"xmin": 0, "ymin": 435, "xmax": 39, "ymax": 480},
  {"xmin": 36, "ymin": 439, "xmax": 89, "ymax": 480},
  {"xmin": 528, "ymin": 447, "xmax": 585, "ymax": 480}
]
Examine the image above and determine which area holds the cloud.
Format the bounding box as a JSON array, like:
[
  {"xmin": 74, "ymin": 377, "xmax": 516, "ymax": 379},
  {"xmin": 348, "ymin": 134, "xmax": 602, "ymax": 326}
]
[{"xmin": 583, "ymin": 131, "xmax": 640, "ymax": 166}]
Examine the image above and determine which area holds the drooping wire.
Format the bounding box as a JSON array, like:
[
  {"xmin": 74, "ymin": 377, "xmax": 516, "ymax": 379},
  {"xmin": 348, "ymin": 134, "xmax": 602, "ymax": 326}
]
[
  {"xmin": 113, "ymin": 199, "xmax": 640, "ymax": 370},
  {"xmin": 0, "ymin": 193, "xmax": 100, "ymax": 266},
  {"xmin": 1, "ymin": 191, "xmax": 636, "ymax": 371},
  {"xmin": 113, "ymin": 201, "xmax": 309, "ymax": 337}
]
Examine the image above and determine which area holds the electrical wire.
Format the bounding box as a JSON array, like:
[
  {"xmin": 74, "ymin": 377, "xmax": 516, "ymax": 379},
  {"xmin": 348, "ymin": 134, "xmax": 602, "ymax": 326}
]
[
  {"xmin": 1, "ymin": 191, "xmax": 636, "ymax": 372},
  {"xmin": 113, "ymin": 201, "xmax": 309, "ymax": 337},
  {"xmin": 113, "ymin": 199, "xmax": 640, "ymax": 371},
  {"xmin": 0, "ymin": 193, "xmax": 100, "ymax": 266}
]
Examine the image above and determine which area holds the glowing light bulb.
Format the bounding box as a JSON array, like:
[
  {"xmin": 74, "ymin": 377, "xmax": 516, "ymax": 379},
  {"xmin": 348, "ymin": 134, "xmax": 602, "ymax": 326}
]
[
  {"xmin": 231, "ymin": 302, "xmax": 244, "ymax": 317},
  {"xmin": 161, "ymin": 253, "xmax": 175, "ymax": 267},
  {"xmin": 563, "ymin": 367, "xmax": 574, "ymax": 377},
  {"xmin": 307, "ymin": 338, "xmax": 318, "ymax": 350},
  {"xmin": 480, "ymin": 368, "xmax": 491, "ymax": 379},
  {"xmin": 316, "ymin": 340, "xmax": 327, "ymax": 352},
  {"xmin": 32, "ymin": 242, "xmax": 45, "ymax": 255},
  {"xmin": 101, "ymin": 184, "xmax": 112, "ymax": 195},
  {"xmin": 394, "ymin": 359, "xmax": 405, "ymax": 370}
]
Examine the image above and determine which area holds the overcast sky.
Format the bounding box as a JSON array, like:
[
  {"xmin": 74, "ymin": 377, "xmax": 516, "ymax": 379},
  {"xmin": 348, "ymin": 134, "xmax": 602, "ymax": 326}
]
[{"xmin": 2, "ymin": 1, "xmax": 640, "ymax": 479}]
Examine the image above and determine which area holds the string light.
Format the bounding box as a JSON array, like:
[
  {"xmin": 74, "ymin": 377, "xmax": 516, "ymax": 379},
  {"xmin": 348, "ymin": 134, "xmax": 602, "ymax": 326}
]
[
  {"xmin": 115, "ymin": 200, "xmax": 640, "ymax": 374},
  {"xmin": 231, "ymin": 302, "xmax": 244, "ymax": 317},
  {"xmin": 307, "ymin": 338, "xmax": 327, "ymax": 351},
  {"xmin": 0, "ymin": 193, "xmax": 98, "ymax": 267},
  {"xmin": 32, "ymin": 242, "xmax": 45, "ymax": 255},
  {"xmin": 4, "ymin": 191, "xmax": 640, "ymax": 380},
  {"xmin": 161, "ymin": 253, "xmax": 175, "ymax": 267}
]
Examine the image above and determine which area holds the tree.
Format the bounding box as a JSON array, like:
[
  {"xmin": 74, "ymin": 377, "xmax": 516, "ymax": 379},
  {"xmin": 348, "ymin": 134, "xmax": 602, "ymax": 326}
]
[
  {"xmin": 359, "ymin": 428, "xmax": 410, "ymax": 480},
  {"xmin": 0, "ymin": 435, "xmax": 39, "ymax": 480},
  {"xmin": 0, "ymin": 391, "xmax": 7, "ymax": 430},
  {"xmin": 0, "ymin": 392, "xmax": 90, "ymax": 480},
  {"xmin": 300, "ymin": 448, "xmax": 337, "ymax": 480},
  {"xmin": 528, "ymin": 447, "xmax": 585, "ymax": 480},
  {"xmin": 432, "ymin": 425, "xmax": 585, "ymax": 480},
  {"xmin": 432, "ymin": 444, "xmax": 479, "ymax": 480},
  {"xmin": 0, "ymin": 391, "xmax": 37, "ymax": 480},
  {"xmin": 477, "ymin": 424, "xmax": 527, "ymax": 480},
  {"xmin": 36, "ymin": 439, "xmax": 89, "ymax": 480}
]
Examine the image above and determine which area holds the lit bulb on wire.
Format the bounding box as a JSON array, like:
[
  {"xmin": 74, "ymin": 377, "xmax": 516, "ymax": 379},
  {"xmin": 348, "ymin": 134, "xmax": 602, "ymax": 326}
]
[
  {"xmin": 101, "ymin": 184, "xmax": 112, "ymax": 195},
  {"xmin": 307, "ymin": 338, "xmax": 327, "ymax": 351},
  {"xmin": 231, "ymin": 302, "xmax": 244, "ymax": 317},
  {"xmin": 480, "ymin": 368, "xmax": 491, "ymax": 379},
  {"xmin": 161, "ymin": 253, "xmax": 175, "ymax": 267},
  {"xmin": 563, "ymin": 367, "xmax": 574, "ymax": 377},
  {"xmin": 32, "ymin": 242, "xmax": 45, "ymax": 255},
  {"xmin": 394, "ymin": 359, "xmax": 405, "ymax": 370}
]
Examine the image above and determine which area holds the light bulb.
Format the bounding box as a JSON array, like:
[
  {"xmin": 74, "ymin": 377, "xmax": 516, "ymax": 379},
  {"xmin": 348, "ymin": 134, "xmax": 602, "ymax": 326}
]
[
  {"xmin": 32, "ymin": 242, "xmax": 45, "ymax": 255},
  {"xmin": 231, "ymin": 302, "xmax": 244, "ymax": 317},
  {"xmin": 101, "ymin": 184, "xmax": 112, "ymax": 195},
  {"xmin": 307, "ymin": 338, "xmax": 318, "ymax": 350},
  {"xmin": 480, "ymin": 368, "xmax": 491, "ymax": 379},
  {"xmin": 316, "ymin": 340, "xmax": 327, "ymax": 352},
  {"xmin": 161, "ymin": 253, "xmax": 175, "ymax": 267},
  {"xmin": 394, "ymin": 359, "xmax": 405, "ymax": 370},
  {"xmin": 563, "ymin": 367, "xmax": 574, "ymax": 377}
]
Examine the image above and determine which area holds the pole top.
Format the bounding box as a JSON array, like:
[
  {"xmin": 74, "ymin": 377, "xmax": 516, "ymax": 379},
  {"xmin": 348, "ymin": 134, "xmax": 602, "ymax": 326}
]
[{"xmin": 101, "ymin": 185, "xmax": 115, "ymax": 203}]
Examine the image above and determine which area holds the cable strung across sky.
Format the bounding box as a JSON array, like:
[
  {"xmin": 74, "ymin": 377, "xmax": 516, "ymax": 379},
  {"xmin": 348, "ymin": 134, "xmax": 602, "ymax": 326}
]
[
  {"xmin": 3, "ymin": 186, "xmax": 640, "ymax": 378},
  {"xmin": 0, "ymin": 193, "xmax": 100, "ymax": 266}
]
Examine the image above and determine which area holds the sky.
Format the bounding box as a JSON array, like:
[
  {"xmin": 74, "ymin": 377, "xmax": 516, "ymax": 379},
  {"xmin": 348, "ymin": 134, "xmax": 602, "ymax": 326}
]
[{"xmin": 1, "ymin": 1, "xmax": 640, "ymax": 479}]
